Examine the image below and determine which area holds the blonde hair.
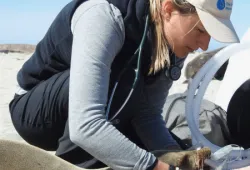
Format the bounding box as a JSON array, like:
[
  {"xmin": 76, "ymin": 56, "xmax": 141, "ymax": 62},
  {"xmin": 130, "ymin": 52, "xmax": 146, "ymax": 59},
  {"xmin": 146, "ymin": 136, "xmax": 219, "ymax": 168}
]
[{"xmin": 148, "ymin": 0, "xmax": 196, "ymax": 74}]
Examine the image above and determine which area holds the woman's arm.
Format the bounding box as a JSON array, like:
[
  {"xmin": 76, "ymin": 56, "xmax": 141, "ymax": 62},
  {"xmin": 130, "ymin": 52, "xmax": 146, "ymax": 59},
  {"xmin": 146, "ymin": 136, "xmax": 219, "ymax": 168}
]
[{"xmin": 69, "ymin": 0, "xmax": 157, "ymax": 169}]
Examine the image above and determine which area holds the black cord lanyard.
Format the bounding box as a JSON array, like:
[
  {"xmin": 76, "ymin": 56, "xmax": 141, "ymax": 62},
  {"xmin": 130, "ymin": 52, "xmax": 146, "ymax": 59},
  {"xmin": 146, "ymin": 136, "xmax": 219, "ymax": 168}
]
[{"xmin": 105, "ymin": 15, "xmax": 150, "ymax": 122}]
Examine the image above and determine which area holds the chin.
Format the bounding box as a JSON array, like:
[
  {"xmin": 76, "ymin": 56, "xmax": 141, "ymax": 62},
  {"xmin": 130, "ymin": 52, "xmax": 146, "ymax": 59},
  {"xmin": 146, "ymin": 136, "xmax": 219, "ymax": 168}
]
[{"xmin": 170, "ymin": 46, "xmax": 189, "ymax": 58}]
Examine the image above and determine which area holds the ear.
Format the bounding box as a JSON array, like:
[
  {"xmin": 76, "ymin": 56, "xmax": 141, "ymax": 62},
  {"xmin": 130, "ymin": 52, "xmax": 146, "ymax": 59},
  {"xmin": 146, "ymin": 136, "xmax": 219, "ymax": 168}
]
[{"xmin": 161, "ymin": 0, "xmax": 174, "ymax": 21}]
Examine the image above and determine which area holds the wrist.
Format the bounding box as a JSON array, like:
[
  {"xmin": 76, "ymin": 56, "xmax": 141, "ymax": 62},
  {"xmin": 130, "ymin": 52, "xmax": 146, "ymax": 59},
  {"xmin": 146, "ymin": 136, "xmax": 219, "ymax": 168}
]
[
  {"xmin": 148, "ymin": 158, "xmax": 158, "ymax": 170},
  {"xmin": 154, "ymin": 160, "xmax": 172, "ymax": 170}
]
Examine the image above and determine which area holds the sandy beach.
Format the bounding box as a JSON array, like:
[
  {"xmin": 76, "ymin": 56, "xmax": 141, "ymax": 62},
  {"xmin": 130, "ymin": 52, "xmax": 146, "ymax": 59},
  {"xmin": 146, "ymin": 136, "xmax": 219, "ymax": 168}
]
[{"xmin": 0, "ymin": 52, "xmax": 31, "ymax": 143}]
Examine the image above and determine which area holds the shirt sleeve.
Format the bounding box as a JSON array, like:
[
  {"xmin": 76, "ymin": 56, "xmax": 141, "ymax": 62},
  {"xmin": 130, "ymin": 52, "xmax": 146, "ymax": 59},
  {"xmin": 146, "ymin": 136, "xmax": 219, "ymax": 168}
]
[
  {"xmin": 131, "ymin": 71, "xmax": 179, "ymax": 152},
  {"xmin": 69, "ymin": 1, "xmax": 157, "ymax": 170}
]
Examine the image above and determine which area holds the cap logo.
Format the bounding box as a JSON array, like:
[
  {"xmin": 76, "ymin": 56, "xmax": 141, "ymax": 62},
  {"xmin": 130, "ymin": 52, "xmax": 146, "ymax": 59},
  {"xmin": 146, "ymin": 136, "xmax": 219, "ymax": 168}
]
[
  {"xmin": 217, "ymin": 0, "xmax": 233, "ymax": 11},
  {"xmin": 217, "ymin": 0, "xmax": 225, "ymax": 10}
]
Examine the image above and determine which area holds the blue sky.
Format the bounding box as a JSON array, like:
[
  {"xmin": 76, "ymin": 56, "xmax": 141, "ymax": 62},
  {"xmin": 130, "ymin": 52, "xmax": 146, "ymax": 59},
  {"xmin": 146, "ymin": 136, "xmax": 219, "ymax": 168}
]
[{"xmin": 0, "ymin": 0, "xmax": 248, "ymax": 51}]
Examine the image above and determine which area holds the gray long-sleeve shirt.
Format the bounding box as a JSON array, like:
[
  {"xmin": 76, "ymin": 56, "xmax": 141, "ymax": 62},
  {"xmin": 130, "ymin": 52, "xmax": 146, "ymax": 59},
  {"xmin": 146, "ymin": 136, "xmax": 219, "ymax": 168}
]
[{"xmin": 68, "ymin": 0, "xmax": 179, "ymax": 169}]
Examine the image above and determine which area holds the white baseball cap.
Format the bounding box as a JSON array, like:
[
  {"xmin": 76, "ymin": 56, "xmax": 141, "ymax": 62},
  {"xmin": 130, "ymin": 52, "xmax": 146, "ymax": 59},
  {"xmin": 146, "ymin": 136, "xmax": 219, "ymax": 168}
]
[{"xmin": 186, "ymin": 0, "xmax": 240, "ymax": 43}]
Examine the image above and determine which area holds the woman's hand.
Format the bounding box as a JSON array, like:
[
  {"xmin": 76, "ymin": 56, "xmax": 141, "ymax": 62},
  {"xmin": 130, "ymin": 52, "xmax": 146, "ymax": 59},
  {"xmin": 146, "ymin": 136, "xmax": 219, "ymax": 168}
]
[{"xmin": 153, "ymin": 160, "xmax": 171, "ymax": 170}]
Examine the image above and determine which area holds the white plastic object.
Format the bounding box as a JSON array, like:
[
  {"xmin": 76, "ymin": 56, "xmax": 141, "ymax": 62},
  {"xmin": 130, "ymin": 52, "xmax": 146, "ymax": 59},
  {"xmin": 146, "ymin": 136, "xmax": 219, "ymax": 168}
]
[
  {"xmin": 215, "ymin": 28, "xmax": 250, "ymax": 111},
  {"xmin": 211, "ymin": 145, "xmax": 244, "ymax": 161},
  {"xmin": 185, "ymin": 42, "xmax": 250, "ymax": 169}
]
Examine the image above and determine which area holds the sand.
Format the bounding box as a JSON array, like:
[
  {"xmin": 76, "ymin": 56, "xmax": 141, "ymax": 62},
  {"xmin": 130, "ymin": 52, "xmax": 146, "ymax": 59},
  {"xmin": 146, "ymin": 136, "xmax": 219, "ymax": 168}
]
[{"xmin": 0, "ymin": 53, "xmax": 30, "ymax": 142}]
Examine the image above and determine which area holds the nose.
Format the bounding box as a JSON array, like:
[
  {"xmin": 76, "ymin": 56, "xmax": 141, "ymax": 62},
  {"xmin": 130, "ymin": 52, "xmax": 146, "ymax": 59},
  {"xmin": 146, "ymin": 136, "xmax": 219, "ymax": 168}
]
[{"xmin": 197, "ymin": 33, "xmax": 211, "ymax": 51}]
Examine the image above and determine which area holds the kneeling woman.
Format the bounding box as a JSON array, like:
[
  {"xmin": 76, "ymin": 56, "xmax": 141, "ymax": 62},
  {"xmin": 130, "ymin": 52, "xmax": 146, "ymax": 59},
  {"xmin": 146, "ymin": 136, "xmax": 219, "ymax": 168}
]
[{"xmin": 9, "ymin": 0, "xmax": 239, "ymax": 169}]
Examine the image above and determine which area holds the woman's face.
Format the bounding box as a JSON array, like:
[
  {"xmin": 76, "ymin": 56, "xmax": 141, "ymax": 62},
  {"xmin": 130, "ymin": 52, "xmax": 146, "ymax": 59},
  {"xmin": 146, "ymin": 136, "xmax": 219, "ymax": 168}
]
[{"xmin": 161, "ymin": 1, "xmax": 211, "ymax": 58}]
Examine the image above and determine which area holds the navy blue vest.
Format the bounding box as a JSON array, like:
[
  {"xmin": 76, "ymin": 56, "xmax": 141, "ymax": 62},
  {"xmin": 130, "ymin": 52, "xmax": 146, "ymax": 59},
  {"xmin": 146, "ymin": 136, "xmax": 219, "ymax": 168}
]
[{"xmin": 17, "ymin": 0, "xmax": 151, "ymax": 91}]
